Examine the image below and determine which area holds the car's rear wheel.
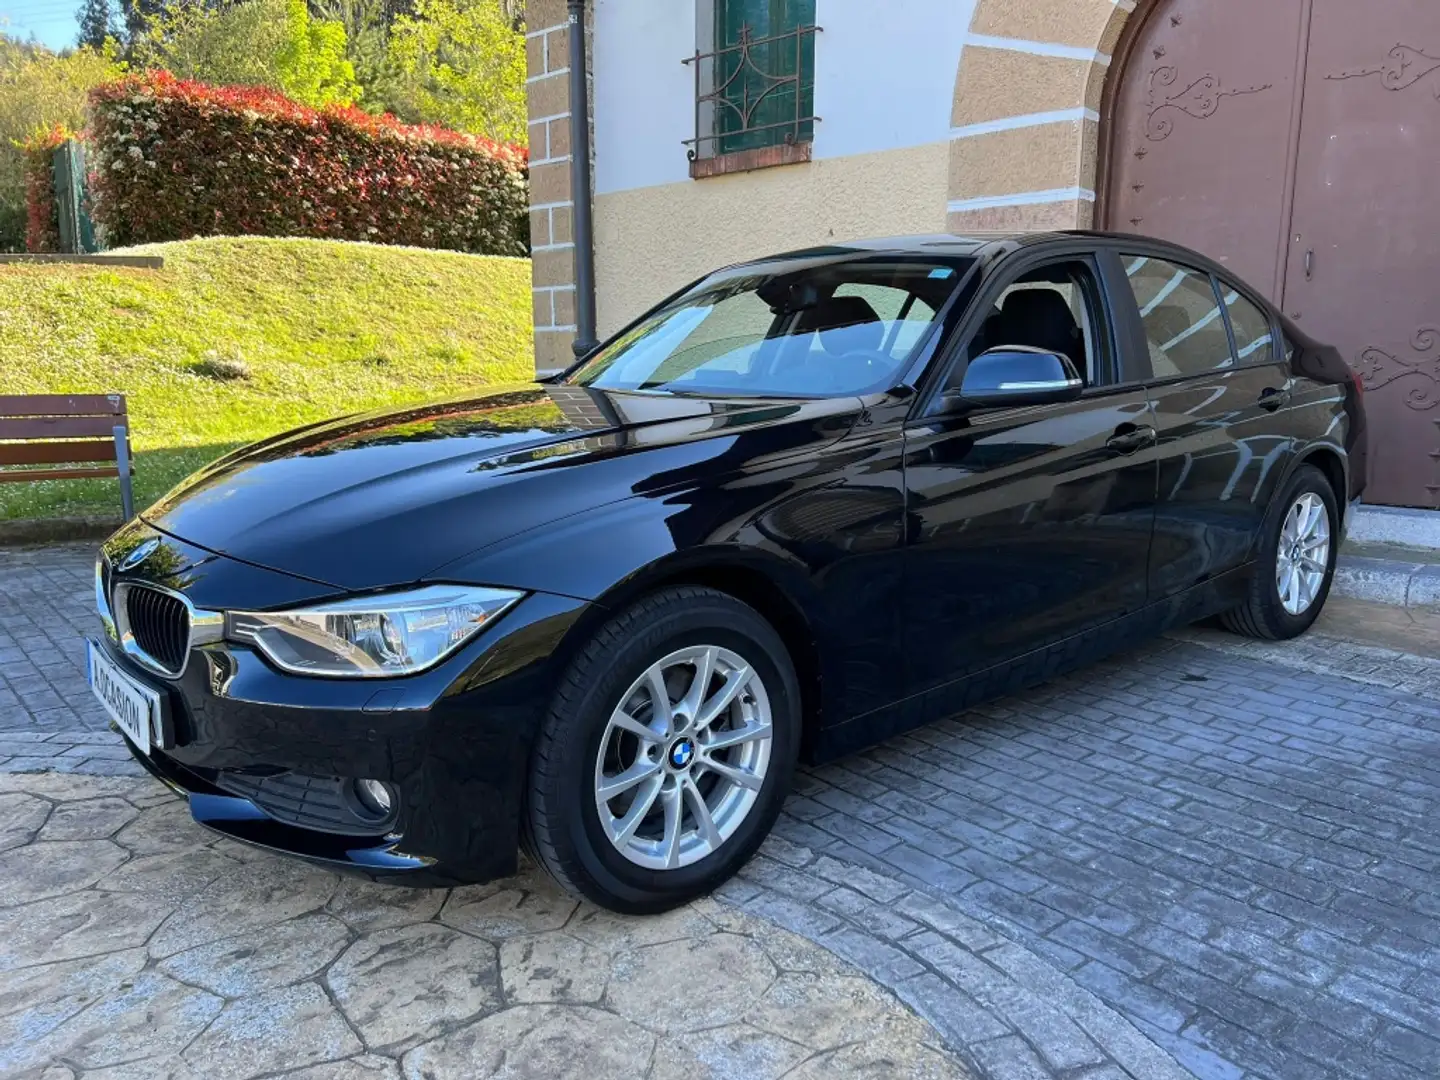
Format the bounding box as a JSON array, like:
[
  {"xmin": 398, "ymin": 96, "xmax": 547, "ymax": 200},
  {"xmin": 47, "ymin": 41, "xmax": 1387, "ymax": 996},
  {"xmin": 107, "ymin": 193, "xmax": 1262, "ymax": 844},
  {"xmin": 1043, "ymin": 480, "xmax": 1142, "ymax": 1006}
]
[
  {"xmin": 522, "ymin": 586, "xmax": 799, "ymax": 913},
  {"xmin": 1220, "ymin": 463, "xmax": 1338, "ymax": 640}
]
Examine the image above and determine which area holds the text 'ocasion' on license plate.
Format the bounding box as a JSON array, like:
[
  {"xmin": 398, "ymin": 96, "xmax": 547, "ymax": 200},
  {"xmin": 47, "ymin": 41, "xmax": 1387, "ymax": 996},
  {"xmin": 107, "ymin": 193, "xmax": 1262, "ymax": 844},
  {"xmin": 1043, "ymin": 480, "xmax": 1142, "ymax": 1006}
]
[{"xmin": 86, "ymin": 638, "xmax": 159, "ymax": 756}]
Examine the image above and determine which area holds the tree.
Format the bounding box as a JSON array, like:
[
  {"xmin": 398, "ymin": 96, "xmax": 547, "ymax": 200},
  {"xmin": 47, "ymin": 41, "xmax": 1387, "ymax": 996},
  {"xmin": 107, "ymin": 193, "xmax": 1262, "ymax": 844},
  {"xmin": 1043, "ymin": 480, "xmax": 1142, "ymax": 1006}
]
[
  {"xmin": 388, "ymin": 0, "xmax": 525, "ymax": 143},
  {"xmin": 314, "ymin": 0, "xmax": 407, "ymax": 115},
  {"xmin": 276, "ymin": 0, "xmax": 361, "ymax": 107},
  {"xmin": 130, "ymin": 0, "xmax": 288, "ymax": 89},
  {"xmin": 0, "ymin": 38, "xmax": 123, "ymax": 250},
  {"xmin": 119, "ymin": 0, "xmax": 168, "ymax": 49},
  {"xmin": 77, "ymin": 0, "xmax": 117, "ymax": 49}
]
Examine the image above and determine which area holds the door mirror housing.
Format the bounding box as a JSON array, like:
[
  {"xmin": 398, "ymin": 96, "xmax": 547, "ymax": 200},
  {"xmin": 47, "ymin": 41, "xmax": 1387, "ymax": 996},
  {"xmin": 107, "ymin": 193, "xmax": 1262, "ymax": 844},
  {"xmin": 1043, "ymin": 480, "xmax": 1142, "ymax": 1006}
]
[{"xmin": 955, "ymin": 347, "xmax": 1084, "ymax": 409}]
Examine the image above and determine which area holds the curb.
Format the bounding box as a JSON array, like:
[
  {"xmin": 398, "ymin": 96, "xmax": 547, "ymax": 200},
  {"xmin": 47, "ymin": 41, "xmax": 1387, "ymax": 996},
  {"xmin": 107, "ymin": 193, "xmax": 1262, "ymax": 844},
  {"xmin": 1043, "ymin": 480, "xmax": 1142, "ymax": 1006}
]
[
  {"xmin": 1333, "ymin": 553, "xmax": 1440, "ymax": 608},
  {"xmin": 1348, "ymin": 504, "xmax": 1440, "ymax": 549},
  {"xmin": 0, "ymin": 518, "xmax": 118, "ymax": 548},
  {"xmin": 0, "ymin": 253, "xmax": 164, "ymax": 268}
]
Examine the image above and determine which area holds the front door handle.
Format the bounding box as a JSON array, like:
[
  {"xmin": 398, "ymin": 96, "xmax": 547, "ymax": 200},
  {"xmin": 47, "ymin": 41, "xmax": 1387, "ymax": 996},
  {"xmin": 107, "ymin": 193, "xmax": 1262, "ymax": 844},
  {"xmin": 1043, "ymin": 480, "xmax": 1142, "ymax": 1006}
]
[
  {"xmin": 1107, "ymin": 424, "xmax": 1157, "ymax": 455},
  {"xmin": 1258, "ymin": 387, "xmax": 1291, "ymax": 412}
]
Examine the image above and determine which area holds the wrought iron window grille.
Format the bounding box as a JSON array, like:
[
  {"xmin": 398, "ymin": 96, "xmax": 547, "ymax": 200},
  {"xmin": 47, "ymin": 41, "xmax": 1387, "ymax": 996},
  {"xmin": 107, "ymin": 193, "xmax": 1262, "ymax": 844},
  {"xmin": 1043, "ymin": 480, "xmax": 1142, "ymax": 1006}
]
[{"xmin": 682, "ymin": 22, "xmax": 821, "ymax": 161}]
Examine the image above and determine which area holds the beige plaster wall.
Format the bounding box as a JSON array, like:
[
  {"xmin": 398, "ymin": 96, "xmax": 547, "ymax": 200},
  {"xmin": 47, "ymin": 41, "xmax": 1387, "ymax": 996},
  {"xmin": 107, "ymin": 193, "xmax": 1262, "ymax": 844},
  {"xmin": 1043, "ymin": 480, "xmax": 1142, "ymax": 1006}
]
[{"xmin": 592, "ymin": 141, "xmax": 951, "ymax": 337}]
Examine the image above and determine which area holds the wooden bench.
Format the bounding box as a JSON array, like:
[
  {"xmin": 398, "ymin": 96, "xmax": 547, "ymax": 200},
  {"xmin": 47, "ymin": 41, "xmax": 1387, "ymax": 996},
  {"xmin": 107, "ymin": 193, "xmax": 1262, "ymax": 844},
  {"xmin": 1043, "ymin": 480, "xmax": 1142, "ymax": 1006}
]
[{"xmin": 0, "ymin": 394, "xmax": 135, "ymax": 519}]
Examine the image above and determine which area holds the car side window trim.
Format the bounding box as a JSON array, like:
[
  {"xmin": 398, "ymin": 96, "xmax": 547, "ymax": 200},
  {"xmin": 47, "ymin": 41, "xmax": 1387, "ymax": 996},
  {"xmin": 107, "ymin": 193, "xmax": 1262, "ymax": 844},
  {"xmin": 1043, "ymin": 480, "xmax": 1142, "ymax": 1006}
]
[
  {"xmin": 1212, "ymin": 272, "xmax": 1290, "ymax": 371},
  {"xmin": 911, "ymin": 247, "xmax": 1123, "ymax": 419},
  {"xmin": 1117, "ymin": 251, "xmax": 1246, "ymax": 386},
  {"xmin": 1097, "ymin": 246, "xmax": 1153, "ymax": 388}
]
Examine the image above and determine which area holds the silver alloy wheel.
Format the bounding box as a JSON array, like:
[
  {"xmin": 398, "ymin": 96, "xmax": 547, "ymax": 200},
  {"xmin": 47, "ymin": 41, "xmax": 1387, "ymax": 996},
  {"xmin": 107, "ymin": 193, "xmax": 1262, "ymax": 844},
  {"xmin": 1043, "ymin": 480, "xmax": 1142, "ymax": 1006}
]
[
  {"xmin": 1275, "ymin": 492, "xmax": 1331, "ymax": 616},
  {"xmin": 594, "ymin": 644, "xmax": 772, "ymax": 870}
]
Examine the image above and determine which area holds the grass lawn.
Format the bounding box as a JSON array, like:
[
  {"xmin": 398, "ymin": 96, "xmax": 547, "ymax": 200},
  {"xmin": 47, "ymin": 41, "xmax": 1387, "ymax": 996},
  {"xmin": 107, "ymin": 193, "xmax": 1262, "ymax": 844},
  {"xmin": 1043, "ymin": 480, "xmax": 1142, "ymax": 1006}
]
[{"xmin": 0, "ymin": 236, "xmax": 533, "ymax": 522}]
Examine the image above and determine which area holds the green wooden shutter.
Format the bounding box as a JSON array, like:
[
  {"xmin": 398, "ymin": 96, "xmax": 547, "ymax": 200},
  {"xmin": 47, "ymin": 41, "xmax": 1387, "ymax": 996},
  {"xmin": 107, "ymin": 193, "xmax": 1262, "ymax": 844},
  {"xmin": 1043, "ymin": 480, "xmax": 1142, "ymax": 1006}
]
[{"xmin": 713, "ymin": 0, "xmax": 816, "ymax": 155}]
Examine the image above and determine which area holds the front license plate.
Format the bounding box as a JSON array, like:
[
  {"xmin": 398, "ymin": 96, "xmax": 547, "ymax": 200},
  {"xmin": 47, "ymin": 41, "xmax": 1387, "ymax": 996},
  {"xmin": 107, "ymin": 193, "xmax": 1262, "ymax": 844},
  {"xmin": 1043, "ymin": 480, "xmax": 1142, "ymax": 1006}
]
[{"xmin": 86, "ymin": 638, "xmax": 159, "ymax": 756}]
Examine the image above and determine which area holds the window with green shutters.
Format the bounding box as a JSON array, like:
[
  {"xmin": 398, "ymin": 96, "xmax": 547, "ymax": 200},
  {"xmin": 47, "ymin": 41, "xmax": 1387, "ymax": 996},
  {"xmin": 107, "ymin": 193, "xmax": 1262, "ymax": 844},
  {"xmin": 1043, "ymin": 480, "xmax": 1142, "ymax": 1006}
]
[{"xmin": 690, "ymin": 0, "xmax": 817, "ymax": 160}]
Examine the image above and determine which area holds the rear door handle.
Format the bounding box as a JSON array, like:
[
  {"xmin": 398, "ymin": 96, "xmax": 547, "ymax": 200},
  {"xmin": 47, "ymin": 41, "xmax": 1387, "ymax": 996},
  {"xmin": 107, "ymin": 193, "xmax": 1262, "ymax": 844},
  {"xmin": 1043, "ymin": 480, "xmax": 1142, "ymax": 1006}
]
[
  {"xmin": 1258, "ymin": 387, "xmax": 1291, "ymax": 412},
  {"xmin": 1107, "ymin": 424, "xmax": 1156, "ymax": 455}
]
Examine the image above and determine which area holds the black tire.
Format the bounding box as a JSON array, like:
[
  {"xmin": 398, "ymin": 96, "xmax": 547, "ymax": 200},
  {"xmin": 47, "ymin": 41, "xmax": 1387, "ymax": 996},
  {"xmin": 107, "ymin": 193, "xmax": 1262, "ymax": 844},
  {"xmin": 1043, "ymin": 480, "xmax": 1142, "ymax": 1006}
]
[
  {"xmin": 522, "ymin": 586, "xmax": 800, "ymax": 913},
  {"xmin": 1220, "ymin": 463, "xmax": 1339, "ymax": 640}
]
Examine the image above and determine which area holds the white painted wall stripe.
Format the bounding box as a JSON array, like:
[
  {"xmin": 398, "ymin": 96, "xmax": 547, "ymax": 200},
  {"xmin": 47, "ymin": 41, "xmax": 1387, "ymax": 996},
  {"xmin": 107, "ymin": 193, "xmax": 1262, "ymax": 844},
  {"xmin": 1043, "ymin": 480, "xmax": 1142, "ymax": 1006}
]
[
  {"xmin": 950, "ymin": 108, "xmax": 1099, "ymax": 140},
  {"xmin": 532, "ymin": 242, "xmax": 576, "ymax": 253},
  {"xmin": 964, "ymin": 33, "xmax": 1111, "ymax": 66},
  {"xmin": 948, "ymin": 187, "xmax": 1097, "ymax": 213}
]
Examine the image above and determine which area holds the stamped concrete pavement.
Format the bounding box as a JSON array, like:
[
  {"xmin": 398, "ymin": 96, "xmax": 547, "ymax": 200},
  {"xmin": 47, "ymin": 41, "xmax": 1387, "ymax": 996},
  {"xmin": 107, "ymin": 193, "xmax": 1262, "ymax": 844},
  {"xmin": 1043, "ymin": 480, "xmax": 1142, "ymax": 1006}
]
[
  {"xmin": 5, "ymin": 543, "xmax": 1440, "ymax": 1080},
  {"xmin": 0, "ymin": 771, "xmax": 970, "ymax": 1080}
]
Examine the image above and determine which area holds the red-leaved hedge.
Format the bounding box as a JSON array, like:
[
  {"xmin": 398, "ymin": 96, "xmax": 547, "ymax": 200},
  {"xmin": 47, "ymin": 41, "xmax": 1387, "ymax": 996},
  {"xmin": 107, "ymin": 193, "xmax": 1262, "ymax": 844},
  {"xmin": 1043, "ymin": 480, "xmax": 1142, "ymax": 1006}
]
[
  {"xmin": 23, "ymin": 126, "xmax": 70, "ymax": 253},
  {"xmin": 87, "ymin": 72, "xmax": 530, "ymax": 255}
]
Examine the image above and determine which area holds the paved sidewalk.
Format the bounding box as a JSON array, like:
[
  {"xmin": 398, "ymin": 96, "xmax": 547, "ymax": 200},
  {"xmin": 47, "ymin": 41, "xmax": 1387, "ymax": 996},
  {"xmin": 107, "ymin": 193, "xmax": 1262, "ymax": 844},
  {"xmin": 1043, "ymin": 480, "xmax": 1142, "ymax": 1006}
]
[
  {"xmin": 0, "ymin": 545, "xmax": 130, "ymax": 775},
  {"xmin": 7, "ymin": 543, "xmax": 1440, "ymax": 1080},
  {"xmin": 0, "ymin": 772, "xmax": 968, "ymax": 1080},
  {"xmin": 764, "ymin": 634, "xmax": 1440, "ymax": 1080}
]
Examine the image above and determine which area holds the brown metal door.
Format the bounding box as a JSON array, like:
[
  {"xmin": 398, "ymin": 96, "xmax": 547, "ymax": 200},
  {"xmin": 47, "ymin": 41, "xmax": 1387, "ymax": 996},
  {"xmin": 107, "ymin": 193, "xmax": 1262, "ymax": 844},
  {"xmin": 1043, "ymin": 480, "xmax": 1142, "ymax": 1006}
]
[
  {"xmin": 1104, "ymin": 0, "xmax": 1308, "ymax": 300},
  {"xmin": 1282, "ymin": 1, "xmax": 1440, "ymax": 507}
]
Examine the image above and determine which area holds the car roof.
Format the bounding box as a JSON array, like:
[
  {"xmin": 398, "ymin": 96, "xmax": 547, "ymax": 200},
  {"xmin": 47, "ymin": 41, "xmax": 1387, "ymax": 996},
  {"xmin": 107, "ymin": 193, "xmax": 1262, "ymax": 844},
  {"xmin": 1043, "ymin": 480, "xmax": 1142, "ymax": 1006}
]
[
  {"xmin": 750, "ymin": 230, "xmax": 1198, "ymax": 262},
  {"xmin": 728, "ymin": 232, "xmax": 1266, "ymax": 302}
]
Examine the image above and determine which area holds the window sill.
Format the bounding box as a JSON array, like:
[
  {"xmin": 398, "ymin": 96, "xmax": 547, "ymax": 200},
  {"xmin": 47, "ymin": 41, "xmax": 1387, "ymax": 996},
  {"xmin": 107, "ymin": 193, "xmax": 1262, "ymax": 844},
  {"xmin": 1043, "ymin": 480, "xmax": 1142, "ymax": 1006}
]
[{"xmin": 690, "ymin": 141, "xmax": 813, "ymax": 180}]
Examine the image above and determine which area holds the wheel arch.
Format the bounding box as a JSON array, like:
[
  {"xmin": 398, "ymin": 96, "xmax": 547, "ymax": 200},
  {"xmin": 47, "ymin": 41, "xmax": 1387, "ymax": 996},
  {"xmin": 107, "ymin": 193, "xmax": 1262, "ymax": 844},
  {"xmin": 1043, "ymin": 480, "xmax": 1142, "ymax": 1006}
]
[
  {"xmin": 1291, "ymin": 442, "xmax": 1350, "ymax": 526},
  {"xmin": 558, "ymin": 551, "xmax": 830, "ymax": 761},
  {"xmin": 1249, "ymin": 442, "xmax": 1349, "ymax": 564}
]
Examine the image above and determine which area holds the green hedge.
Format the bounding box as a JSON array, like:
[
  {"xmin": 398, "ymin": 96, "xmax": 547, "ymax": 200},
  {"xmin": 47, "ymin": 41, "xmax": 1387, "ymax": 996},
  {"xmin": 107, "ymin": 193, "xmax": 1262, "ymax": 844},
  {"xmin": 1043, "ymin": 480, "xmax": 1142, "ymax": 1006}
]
[
  {"xmin": 22, "ymin": 126, "xmax": 68, "ymax": 253},
  {"xmin": 87, "ymin": 71, "xmax": 530, "ymax": 255}
]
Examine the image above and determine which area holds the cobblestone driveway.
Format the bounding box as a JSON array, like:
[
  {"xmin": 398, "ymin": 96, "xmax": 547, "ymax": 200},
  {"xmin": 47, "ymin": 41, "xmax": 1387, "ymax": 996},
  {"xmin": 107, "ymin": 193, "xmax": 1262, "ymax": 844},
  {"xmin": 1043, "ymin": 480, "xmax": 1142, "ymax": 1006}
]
[{"xmin": 5, "ymin": 544, "xmax": 1440, "ymax": 1080}]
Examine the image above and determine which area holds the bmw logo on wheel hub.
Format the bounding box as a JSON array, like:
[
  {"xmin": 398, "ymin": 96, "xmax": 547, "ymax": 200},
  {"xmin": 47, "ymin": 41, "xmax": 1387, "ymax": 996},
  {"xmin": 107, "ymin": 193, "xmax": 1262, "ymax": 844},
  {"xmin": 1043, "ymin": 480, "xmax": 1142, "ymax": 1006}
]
[{"xmin": 668, "ymin": 739, "xmax": 694, "ymax": 770}]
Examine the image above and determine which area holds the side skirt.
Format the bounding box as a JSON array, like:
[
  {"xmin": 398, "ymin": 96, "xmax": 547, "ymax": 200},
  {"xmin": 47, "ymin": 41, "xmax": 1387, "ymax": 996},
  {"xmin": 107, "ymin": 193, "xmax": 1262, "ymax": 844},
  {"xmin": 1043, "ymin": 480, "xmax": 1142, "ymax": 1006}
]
[{"xmin": 809, "ymin": 564, "xmax": 1253, "ymax": 763}]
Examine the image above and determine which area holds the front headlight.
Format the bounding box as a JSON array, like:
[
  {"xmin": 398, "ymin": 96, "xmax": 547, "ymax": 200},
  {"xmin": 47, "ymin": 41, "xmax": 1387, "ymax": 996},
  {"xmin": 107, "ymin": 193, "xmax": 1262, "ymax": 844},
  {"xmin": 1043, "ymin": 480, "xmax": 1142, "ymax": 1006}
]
[{"xmin": 226, "ymin": 585, "xmax": 523, "ymax": 678}]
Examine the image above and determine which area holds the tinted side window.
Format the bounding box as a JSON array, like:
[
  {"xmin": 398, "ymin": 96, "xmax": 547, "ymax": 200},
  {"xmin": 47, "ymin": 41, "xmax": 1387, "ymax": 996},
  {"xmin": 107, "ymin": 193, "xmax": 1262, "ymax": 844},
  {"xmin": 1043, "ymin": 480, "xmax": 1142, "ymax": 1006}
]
[
  {"xmin": 1123, "ymin": 256, "xmax": 1233, "ymax": 380},
  {"xmin": 1223, "ymin": 286, "xmax": 1276, "ymax": 366},
  {"xmin": 960, "ymin": 259, "xmax": 1107, "ymax": 388}
]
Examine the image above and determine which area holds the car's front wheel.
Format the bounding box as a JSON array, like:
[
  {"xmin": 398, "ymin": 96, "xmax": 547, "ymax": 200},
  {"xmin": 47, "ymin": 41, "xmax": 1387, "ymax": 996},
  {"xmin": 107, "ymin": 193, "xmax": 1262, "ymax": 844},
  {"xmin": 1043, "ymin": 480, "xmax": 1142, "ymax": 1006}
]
[
  {"xmin": 1221, "ymin": 463, "xmax": 1339, "ymax": 640},
  {"xmin": 523, "ymin": 586, "xmax": 799, "ymax": 913}
]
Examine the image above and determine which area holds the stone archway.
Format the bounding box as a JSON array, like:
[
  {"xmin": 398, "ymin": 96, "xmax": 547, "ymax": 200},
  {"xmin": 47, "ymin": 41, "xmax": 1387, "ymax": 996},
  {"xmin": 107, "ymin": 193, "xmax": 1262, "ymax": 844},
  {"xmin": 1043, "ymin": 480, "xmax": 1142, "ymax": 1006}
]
[{"xmin": 946, "ymin": 0, "xmax": 1147, "ymax": 233}]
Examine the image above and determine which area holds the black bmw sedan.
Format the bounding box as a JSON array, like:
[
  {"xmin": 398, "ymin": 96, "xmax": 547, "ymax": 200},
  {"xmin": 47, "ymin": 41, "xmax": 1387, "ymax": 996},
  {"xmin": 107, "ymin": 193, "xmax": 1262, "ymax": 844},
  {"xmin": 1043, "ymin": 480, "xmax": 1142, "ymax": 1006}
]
[{"xmin": 88, "ymin": 232, "xmax": 1367, "ymax": 912}]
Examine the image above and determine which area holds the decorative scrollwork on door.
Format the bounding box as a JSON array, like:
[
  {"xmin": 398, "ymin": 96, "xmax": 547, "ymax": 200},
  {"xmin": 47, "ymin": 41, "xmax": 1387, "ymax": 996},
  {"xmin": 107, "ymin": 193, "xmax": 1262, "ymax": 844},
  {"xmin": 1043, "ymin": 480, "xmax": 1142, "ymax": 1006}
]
[
  {"xmin": 1354, "ymin": 327, "xmax": 1440, "ymax": 410},
  {"xmin": 1145, "ymin": 66, "xmax": 1274, "ymax": 141},
  {"xmin": 1327, "ymin": 44, "xmax": 1440, "ymax": 97}
]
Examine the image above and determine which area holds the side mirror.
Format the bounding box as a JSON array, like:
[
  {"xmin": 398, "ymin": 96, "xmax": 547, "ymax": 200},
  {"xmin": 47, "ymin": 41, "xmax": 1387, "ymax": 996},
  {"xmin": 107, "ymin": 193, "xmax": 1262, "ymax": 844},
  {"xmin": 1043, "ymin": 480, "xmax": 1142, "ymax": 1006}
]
[{"xmin": 956, "ymin": 347, "xmax": 1084, "ymax": 408}]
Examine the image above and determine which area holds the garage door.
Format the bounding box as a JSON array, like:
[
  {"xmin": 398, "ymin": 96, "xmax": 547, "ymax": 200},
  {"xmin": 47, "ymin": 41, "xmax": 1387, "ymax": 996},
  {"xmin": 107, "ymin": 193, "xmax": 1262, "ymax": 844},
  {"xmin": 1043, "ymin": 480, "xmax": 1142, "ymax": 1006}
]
[{"xmin": 1104, "ymin": 0, "xmax": 1440, "ymax": 508}]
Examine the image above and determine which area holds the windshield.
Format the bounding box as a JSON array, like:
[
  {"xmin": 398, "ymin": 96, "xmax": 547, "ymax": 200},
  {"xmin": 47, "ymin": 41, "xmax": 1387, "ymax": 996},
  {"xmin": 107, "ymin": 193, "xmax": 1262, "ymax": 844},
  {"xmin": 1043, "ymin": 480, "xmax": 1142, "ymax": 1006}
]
[{"xmin": 568, "ymin": 256, "xmax": 972, "ymax": 397}]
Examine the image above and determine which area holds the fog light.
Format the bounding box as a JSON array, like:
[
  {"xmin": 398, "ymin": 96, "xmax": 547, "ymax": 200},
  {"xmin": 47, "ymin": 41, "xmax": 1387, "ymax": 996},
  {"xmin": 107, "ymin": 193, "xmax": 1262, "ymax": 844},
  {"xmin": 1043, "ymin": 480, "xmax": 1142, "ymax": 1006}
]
[{"xmin": 353, "ymin": 778, "xmax": 394, "ymax": 818}]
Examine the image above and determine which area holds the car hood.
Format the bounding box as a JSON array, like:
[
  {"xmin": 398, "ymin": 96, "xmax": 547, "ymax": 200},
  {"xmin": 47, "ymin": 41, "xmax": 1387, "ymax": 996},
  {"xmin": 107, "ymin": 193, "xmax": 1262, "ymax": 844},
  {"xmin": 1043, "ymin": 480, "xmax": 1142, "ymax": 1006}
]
[{"xmin": 143, "ymin": 383, "xmax": 860, "ymax": 590}]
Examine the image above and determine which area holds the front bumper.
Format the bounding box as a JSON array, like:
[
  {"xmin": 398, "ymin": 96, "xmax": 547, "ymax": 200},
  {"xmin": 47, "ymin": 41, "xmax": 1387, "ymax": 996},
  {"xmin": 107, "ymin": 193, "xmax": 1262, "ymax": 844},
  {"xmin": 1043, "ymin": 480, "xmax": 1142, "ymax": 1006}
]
[{"xmin": 96, "ymin": 527, "xmax": 591, "ymax": 885}]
